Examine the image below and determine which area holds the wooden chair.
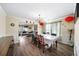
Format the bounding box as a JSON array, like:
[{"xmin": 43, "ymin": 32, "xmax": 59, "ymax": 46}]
[
  {"xmin": 31, "ymin": 34, "xmax": 38, "ymax": 46},
  {"xmin": 36, "ymin": 35, "xmax": 41, "ymax": 48},
  {"xmin": 39, "ymin": 36, "xmax": 48, "ymax": 53}
]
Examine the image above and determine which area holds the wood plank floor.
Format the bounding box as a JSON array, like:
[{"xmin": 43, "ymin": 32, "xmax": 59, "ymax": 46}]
[{"xmin": 7, "ymin": 36, "xmax": 73, "ymax": 56}]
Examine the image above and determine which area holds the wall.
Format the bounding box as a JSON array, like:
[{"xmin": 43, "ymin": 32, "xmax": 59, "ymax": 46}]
[
  {"xmin": 74, "ymin": 17, "xmax": 79, "ymax": 56},
  {"xmin": 61, "ymin": 18, "xmax": 74, "ymax": 45},
  {"xmin": 0, "ymin": 5, "xmax": 6, "ymax": 37},
  {"xmin": 28, "ymin": 24, "xmax": 34, "ymax": 32},
  {"xmin": 6, "ymin": 16, "xmax": 19, "ymax": 43}
]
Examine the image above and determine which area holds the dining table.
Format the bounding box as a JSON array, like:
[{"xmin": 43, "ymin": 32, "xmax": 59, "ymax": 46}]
[{"xmin": 41, "ymin": 34, "xmax": 59, "ymax": 48}]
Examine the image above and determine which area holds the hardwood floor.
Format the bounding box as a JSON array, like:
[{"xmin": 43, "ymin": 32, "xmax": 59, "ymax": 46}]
[{"xmin": 7, "ymin": 36, "xmax": 73, "ymax": 56}]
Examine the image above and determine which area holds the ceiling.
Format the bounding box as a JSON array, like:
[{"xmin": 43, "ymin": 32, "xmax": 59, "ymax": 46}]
[{"xmin": 0, "ymin": 3, "xmax": 76, "ymax": 21}]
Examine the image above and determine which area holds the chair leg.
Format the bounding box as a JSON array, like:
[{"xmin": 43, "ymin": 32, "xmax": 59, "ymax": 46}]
[
  {"xmin": 42, "ymin": 46, "xmax": 45, "ymax": 53},
  {"xmin": 43, "ymin": 49, "xmax": 44, "ymax": 53}
]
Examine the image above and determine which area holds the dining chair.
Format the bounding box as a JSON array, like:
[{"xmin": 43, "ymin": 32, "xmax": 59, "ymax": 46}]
[{"xmin": 39, "ymin": 36, "xmax": 48, "ymax": 53}]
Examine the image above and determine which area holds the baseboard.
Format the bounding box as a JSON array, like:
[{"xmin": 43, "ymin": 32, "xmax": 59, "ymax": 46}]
[{"xmin": 58, "ymin": 41, "xmax": 74, "ymax": 47}]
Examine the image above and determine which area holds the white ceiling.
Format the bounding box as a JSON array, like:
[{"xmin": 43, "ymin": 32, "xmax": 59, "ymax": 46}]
[{"xmin": 0, "ymin": 3, "xmax": 76, "ymax": 21}]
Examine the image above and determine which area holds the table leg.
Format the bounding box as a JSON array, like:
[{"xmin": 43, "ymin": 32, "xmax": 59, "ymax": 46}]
[{"xmin": 55, "ymin": 41, "xmax": 57, "ymax": 48}]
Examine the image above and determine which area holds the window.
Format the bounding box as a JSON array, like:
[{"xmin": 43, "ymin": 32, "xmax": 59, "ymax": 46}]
[
  {"xmin": 57, "ymin": 22, "xmax": 61, "ymax": 36},
  {"xmin": 45, "ymin": 24, "xmax": 51, "ymax": 34},
  {"xmin": 51, "ymin": 23, "xmax": 57, "ymax": 34},
  {"xmin": 51, "ymin": 22, "xmax": 61, "ymax": 36},
  {"xmin": 45, "ymin": 22, "xmax": 61, "ymax": 36}
]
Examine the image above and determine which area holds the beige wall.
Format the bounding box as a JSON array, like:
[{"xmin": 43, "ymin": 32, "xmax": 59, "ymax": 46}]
[
  {"xmin": 61, "ymin": 18, "xmax": 74, "ymax": 45},
  {"xmin": 6, "ymin": 16, "xmax": 19, "ymax": 43},
  {"xmin": 28, "ymin": 24, "xmax": 34, "ymax": 32},
  {"xmin": 0, "ymin": 5, "xmax": 6, "ymax": 37}
]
